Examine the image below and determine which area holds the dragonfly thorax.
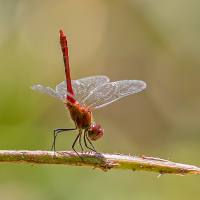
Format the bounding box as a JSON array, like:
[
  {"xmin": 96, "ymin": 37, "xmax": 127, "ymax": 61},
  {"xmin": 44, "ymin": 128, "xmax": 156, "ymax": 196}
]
[
  {"xmin": 88, "ymin": 124, "xmax": 103, "ymax": 141},
  {"xmin": 66, "ymin": 103, "xmax": 92, "ymax": 130}
]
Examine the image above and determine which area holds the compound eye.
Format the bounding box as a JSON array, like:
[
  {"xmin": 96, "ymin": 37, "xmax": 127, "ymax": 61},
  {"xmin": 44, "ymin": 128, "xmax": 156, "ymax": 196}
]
[{"xmin": 88, "ymin": 124, "xmax": 103, "ymax": 141}]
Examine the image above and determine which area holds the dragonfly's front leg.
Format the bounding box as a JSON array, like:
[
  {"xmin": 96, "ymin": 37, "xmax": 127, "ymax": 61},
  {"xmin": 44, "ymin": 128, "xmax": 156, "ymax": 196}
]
[
  {"xmin": 83, "ymin": 130, "xmax": 105, "ymax": 162},
  {"xmin": 83, "ymin": 130, "xmax": 98, "ymax": 153}
]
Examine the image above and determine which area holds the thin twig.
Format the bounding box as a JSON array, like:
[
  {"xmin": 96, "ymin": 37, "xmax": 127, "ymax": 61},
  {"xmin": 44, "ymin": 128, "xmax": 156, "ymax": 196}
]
[{"xmin": 0, "ymin": 150, "xmax": 199, "ymax": 176}]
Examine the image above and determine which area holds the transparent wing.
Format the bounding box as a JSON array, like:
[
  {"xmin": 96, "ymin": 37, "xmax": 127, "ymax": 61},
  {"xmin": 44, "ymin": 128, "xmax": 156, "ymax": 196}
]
[
  {"xmin": 82, "ymin": 80, "xmax": 146, "ymax": 109},
  {"xmin": 31, "ymin": 85, "xmax": 66, "ymax": 101},
  {"xmin": 56, "ymin": 76, "xmax": 110, "ymax": 102},
  {"xmin": 55, "ymin": 82, "xmax": 67, "ymax": 99},
  {"xmin": 31, "ymin": 85, "xmax": 84, "ymax": 107}
]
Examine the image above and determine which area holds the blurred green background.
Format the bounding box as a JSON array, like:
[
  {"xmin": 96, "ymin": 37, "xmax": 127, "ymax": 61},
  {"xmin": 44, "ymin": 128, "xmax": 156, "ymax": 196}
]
[{"xmin": 1, "ymin": 0, "xmax": 200, "ymax": 199}]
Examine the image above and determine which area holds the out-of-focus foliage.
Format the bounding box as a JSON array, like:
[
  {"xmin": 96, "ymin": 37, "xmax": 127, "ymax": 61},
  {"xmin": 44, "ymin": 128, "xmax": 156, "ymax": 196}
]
[{"xmin": 0, "ymin": 0, "xmax": 200, "ymax": 199}]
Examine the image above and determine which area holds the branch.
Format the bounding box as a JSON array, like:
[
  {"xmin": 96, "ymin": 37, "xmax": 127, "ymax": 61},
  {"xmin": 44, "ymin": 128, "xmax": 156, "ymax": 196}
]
[{"xmin": 0, "ymin": 150, "xmax": 199, "ymax": 176}]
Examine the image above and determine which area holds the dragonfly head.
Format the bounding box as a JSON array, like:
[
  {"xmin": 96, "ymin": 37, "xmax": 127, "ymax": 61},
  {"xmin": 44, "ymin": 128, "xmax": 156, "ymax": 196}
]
[{"xmin": 88, "ymin": 124, "xmax": 103, "ymax": 141}]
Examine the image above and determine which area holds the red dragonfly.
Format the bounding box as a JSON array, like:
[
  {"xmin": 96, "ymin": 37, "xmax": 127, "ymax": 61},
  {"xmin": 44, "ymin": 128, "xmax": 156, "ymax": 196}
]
[{"xmin": 31, "ymin": 29, "xmax": 146, "ymax": 159}]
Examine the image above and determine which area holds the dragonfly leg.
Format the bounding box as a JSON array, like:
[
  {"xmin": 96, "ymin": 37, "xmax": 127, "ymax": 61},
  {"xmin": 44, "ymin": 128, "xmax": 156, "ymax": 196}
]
[
  {"xmin": 72, "ymin": 131, "xmax": 84, "ymax": 162},
  {"xmin": 84, "ymin": 133, "xmax": 103, "ymax": 158},
  {"xmin": 83, "ymin": 131, "xmax": 97, "ymax": 153},
  {"xmin": 51, "ymin": 128, "xmax": 76, "ymax": 152},
  {"xmin": 78, "ymin": 133, "xmax": 84, "ymax": 152}
]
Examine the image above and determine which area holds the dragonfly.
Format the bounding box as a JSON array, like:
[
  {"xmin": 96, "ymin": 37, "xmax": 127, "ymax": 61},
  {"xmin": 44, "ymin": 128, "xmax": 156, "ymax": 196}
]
[{"xmin": 31, "ymin": 29, "xmax": 146, "ymax": 160}]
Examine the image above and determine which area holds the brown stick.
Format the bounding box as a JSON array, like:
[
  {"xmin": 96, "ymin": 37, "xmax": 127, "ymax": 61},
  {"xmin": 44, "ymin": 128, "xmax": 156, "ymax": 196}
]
[{"xmin": 0, "ymin": 150, "xmax": 199, "ymax": 176}]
